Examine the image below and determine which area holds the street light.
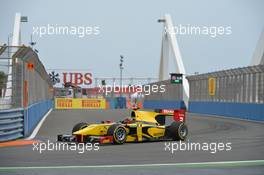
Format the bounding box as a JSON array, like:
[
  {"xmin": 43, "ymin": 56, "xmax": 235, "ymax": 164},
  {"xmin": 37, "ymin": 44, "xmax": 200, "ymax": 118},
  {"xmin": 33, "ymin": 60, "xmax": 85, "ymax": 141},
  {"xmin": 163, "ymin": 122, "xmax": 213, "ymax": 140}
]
[
  {"xmin": 157, "ymin": 19, "xmax": 166, "ymax": 23},
  {"xmin": 20, "ymin": 16, "xmax": 28, "ymax": 22},
  {"xmin": 119, "ymin": 55, "xmax": 124, "ymax": 97},
  {"xmin": 7, "ymin": 33, "xmax": 13, "ymax": 58},
  {"xmin": 29, "ymin": 34, "xmax": 37, "ymax": 48}
]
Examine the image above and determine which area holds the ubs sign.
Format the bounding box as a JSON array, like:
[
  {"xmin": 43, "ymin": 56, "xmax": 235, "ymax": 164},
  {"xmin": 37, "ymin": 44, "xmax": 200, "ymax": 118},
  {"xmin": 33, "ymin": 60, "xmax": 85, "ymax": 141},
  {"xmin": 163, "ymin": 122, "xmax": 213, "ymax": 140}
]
[
  {"xmin": 49, "ymin": 70, "xmax": 93, "ymax": 87},
  {"xmin": 63, "ymin": 72, "xmax": 92, "ymax": 86}
]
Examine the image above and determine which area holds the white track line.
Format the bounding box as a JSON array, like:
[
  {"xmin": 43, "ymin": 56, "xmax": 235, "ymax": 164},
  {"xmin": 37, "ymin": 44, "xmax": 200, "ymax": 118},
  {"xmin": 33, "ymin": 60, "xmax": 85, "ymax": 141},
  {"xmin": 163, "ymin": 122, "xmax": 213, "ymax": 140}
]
[
  {"xmin": 25, "ymin": 109, "xmax": 52, "ymax": 140},
  {"xmin": 0, "ymin": 160, "xmax": 264, "ymax": 170}
]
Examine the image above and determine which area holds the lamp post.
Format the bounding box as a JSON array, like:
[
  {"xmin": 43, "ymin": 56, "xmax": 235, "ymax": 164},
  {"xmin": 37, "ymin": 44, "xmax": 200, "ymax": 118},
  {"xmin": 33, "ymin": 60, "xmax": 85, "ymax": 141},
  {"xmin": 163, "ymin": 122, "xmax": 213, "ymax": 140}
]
[
  {"xmin": 29, "ymin": 34, "xmax": 36, "ymax": 49},
  {"xmin": 7, "ymin": 33, "xmax": 13, "ymax": 58},
  {"xmin": 119, "ymin": 55, "xmax": 124, "ymax": 97}
]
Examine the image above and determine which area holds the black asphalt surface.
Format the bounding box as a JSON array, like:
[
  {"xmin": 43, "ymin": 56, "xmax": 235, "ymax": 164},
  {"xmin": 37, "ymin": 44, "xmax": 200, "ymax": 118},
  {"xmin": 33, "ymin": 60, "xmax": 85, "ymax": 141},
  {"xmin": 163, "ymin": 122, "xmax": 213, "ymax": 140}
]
[{"xmin": 0, "ymin": 109, "xmax": 264, "ymax": 175}]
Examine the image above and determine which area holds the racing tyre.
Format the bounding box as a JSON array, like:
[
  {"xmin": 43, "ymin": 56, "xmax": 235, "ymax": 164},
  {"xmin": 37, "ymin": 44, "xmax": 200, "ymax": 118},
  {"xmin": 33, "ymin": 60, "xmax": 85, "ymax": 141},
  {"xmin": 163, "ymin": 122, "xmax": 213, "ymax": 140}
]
[
  {"xmin": 166, "ymin": 121, "xmax": 188, "ymax": 141},
  {"xmin": 107, "ymin": 124, "xmax": 127, "ymax": 144},
  {"xmin": 72, "ymin": 122, "xmax": 88, "ymax": 133}
]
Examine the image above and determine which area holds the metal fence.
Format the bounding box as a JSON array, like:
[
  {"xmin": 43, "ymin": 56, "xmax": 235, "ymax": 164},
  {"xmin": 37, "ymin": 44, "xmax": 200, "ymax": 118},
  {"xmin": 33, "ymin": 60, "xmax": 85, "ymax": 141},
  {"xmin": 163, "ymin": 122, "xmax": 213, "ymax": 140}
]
[
  {"xmin": 0, "ymin": 45, "xmax": 53, "ymax": 141},
  {"xmin": 0, "ymin": 45, "xmax": 53, "ymax": 109},
  {"xmin": 187, "ymin": 65, "xmax": 264, "ymax": 104}
]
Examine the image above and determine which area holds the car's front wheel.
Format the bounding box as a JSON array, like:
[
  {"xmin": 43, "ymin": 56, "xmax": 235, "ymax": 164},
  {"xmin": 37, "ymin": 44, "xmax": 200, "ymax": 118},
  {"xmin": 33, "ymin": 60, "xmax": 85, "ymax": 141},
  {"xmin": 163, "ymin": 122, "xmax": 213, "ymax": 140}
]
[
  {"xmin": 107, "ymin": 124, "xmax": 127, "ymax": 144},
  {"xmin": 72, "ymin": 122, "xmax": 88, "ymax": 134}
]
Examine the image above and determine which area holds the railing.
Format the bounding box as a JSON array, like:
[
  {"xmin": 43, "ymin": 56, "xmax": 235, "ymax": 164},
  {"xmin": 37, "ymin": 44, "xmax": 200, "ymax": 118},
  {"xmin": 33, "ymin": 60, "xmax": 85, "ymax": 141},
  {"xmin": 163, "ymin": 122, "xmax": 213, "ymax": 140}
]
[
  {"xmin": 0, "ymin": 108, "xmax": 24, "ymax": 142},
  {"xmin": 187, "ymin": 65, "xmax": 264, "ymax": 103}
]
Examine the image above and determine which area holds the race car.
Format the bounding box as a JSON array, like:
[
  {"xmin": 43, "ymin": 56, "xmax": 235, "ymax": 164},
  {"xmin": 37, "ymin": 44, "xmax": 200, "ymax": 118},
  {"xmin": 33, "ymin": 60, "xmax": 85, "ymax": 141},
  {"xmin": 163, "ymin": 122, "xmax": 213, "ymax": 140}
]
[{"xmin": 57, "ymin": 109, "xmax": 188, "ymax": 144}]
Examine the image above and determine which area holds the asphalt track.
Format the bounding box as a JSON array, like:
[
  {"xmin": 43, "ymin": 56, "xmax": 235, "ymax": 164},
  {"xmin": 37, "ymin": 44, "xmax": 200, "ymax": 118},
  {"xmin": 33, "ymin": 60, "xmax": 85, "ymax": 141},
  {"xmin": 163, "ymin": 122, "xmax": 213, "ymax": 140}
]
[{"xmin": 0, "ymin": 109, "xmax": 264, "ymax": 175}]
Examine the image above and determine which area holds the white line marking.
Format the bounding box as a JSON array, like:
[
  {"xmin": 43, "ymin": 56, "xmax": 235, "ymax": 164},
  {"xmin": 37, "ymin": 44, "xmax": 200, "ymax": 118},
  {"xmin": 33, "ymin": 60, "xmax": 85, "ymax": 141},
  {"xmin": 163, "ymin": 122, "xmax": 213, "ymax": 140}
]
[
  {"xmin": 0, "ymin": 160, "xmax": 264, "ymax": 170},
  {"xmin": 25, "ymin": 109, "xmax": 52, "ymax": 140}
]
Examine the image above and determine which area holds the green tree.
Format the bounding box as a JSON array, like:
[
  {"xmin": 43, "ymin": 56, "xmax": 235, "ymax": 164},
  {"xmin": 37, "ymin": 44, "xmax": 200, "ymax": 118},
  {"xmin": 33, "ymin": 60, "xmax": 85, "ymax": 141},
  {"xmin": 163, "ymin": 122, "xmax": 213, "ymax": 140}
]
[{"xmin": 0, "ymin": 71, "xmax": 7, "ymax": 97}]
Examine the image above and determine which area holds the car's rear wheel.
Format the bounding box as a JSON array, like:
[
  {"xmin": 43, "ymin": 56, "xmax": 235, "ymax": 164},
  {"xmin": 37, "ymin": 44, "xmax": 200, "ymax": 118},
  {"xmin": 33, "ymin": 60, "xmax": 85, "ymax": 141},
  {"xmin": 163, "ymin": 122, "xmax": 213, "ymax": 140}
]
[
  {"xmin": 107, "ymin": 124, "xmax": 127, "ymax": 144},
  {"xmin": 166, "ymin": 121, "xmax": 188, "ymax": 141},
  {"xmin": 72, "ymin": 122, "xmax": 88, "ymax": 133}
]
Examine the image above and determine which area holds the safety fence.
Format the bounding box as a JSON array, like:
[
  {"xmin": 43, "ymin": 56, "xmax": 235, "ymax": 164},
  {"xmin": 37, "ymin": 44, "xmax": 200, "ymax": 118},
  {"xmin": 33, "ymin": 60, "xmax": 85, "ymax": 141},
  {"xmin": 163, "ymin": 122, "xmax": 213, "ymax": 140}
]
[
  {"xmin": 13, "ymin": 46, "xmax": 53, "ymax": 107},
  {"xmin": 0, "ymin": 46, "xmax": 53, "ymax": 141},
  {"xmin": 187, "ymin": 65, "xmax": 264, "ymax": 121}
]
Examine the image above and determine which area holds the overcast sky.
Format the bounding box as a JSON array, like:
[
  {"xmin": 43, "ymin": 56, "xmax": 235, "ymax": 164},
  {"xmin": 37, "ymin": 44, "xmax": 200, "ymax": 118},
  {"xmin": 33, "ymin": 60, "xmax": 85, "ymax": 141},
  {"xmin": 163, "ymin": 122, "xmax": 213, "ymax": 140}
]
[{"xmin": 1, "ymin": 0, "xmax": 264, "ymax": 79}]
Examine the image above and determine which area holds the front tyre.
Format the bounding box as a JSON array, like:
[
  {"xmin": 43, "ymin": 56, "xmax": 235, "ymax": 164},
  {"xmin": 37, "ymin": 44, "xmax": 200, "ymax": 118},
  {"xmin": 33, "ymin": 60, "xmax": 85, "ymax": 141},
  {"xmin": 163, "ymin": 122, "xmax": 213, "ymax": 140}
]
[
  {"xmin": 107, "ymin": 124, "xmax": 127, "ymax": 144},
  {"xmin": 166, "ymin": 122, "xmax": 188, "ymax": 141},
  {"xmin": 72, "ymin": 122, "xmax": 88, "ymax": 134}
]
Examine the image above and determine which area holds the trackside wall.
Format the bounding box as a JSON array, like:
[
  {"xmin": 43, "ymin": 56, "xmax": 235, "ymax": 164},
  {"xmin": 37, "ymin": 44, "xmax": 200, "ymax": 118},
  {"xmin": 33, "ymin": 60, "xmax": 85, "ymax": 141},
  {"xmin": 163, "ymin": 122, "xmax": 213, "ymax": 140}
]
[
  {"xmin": 187, "ymin": 65, "xmax": 264, "ymax": 121},
  {"xmin": 0, "ymin": 46, "xmax": 53, "ymax": 141}
]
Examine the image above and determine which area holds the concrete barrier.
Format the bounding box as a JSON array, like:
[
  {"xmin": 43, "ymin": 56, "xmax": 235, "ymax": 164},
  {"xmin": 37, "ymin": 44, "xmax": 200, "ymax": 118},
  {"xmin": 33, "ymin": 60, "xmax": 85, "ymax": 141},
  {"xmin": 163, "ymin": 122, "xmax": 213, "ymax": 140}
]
[
  {"xmin": 106, "ymin": 97, "xmax": 127, "ymax": 109},
  {"xmin": 189, "ymin": 101, "xmax": 264, "ymax": 121},
  {"xmin": 143, "ymin": 100, "xmax": 186, "ymax": 110},
  {"xmin": 24, "ymin": 100, "xmax": 53, "ymax": 136}
]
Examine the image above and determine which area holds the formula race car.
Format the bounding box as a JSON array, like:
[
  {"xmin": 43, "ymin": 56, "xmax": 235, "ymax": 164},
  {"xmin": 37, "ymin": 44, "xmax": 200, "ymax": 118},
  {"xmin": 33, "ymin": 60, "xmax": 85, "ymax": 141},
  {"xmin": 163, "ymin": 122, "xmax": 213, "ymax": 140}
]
[{"xmin": 57, "ymin": 109, "xmax": 188, "ymax": 144}]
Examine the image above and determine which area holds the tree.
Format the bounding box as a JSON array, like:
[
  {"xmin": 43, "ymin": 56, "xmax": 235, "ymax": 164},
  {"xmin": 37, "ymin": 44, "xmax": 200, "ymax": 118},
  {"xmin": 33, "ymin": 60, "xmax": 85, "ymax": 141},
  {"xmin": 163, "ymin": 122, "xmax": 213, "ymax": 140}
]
[{"xmin": 0, "ymin": 71, "xmax": 7, "ymax": 97}]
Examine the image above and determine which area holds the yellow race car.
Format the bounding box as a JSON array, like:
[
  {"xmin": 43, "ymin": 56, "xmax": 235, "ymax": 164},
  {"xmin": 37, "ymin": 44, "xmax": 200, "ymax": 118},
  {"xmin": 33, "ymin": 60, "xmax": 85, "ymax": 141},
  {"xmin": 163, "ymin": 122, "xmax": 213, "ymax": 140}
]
[{"xmin": 57, "ymin": 110, "xmax": 188, "ymax": 144}]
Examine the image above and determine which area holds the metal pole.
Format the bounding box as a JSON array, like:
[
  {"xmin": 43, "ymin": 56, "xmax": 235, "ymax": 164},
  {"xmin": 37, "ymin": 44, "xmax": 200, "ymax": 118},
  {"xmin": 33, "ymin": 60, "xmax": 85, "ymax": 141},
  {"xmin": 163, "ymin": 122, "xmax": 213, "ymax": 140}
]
[
  {"xmin": 7, "ymin": 35, "xmax": 9, "ymax": 58},
  {"xmin": 120, "ymin": 66, "xmax": 123, "ymax": 95},
  {"xmin": 7, "ymin": 34, "xmax": 13, "ymax": 59},
  {"xmin": 120, "ymin": 55, "xmax": 124, "ymax": 97}
]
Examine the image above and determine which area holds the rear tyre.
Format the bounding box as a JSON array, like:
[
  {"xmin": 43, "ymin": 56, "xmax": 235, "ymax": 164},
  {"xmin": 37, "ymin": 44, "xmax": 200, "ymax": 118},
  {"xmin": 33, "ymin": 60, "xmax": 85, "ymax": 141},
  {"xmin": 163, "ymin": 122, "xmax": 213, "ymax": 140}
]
[
  {"xmin": 166, "ymin": 122, "xmax": 188, "ymax": 141},
  {"xmin": 72, "ymin": 122, "xmax": 88, "ymax": 133},
  {"xmin": 107, "ymin": 124, "xmax": 127, "ymax": 144}
]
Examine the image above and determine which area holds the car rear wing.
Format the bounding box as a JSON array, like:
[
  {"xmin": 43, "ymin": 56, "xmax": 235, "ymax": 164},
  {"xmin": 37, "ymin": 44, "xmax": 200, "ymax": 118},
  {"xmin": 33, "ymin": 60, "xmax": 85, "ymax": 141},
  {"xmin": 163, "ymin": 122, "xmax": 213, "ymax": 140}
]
[{"xmin": 156, "ymin": 109, "xmax": 186, "ymax": 123}]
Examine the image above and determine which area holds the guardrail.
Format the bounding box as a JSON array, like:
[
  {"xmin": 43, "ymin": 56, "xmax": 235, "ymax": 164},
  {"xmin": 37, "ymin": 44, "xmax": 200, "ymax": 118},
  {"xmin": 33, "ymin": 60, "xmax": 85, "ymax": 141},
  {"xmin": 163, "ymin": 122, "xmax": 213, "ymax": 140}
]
[
  {"xmin": 0, "ymin": 108, "xmax": 24, "ymax": 142},
  {"xmin": 0, "ymin": 100, "xmax": 53, "ymax": 142}
]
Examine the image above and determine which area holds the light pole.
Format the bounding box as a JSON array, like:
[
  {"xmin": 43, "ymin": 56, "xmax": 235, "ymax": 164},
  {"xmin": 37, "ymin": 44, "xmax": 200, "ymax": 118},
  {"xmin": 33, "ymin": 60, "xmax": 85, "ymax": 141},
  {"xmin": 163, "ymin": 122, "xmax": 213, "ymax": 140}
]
[
  {"xmin": 7, "ymin": 33, "xmax": 13, "ymax": 58},
  {"xmin": 119, "ymin": 55, "xmax": 124, "ymax": 97},
  {"xmin": 29, "ymin": 34, "xmax": 36, "ymax": 49}
]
